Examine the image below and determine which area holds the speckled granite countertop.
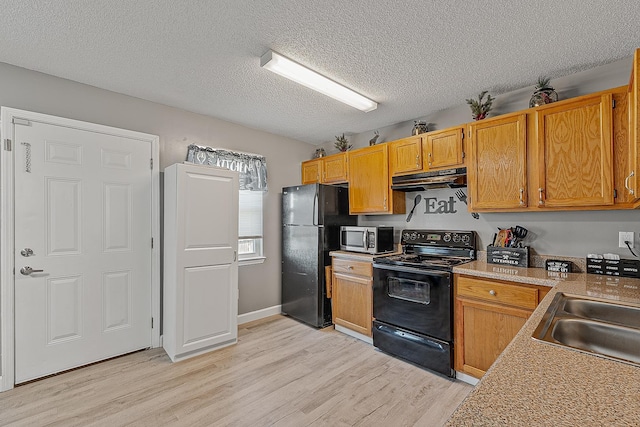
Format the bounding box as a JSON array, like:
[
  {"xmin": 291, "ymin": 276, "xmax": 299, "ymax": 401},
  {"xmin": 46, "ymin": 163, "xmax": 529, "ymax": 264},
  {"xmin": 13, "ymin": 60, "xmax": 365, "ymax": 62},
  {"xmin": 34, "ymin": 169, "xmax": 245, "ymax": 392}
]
[
  {"xmin": 329, "ymin": 250, "xmax": 399, "ymax": 261},
  {"xmin": 446, "ymin": 262, "xmax": 640, "ymax": 426}
]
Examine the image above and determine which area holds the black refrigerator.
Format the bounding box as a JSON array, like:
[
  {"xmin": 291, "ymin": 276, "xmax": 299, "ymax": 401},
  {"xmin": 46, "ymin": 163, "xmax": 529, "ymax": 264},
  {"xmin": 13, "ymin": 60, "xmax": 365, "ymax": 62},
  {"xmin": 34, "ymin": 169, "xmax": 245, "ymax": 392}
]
[{"xmin": 281, "ymin": 184, "xmax": 356, "ymax": 327}]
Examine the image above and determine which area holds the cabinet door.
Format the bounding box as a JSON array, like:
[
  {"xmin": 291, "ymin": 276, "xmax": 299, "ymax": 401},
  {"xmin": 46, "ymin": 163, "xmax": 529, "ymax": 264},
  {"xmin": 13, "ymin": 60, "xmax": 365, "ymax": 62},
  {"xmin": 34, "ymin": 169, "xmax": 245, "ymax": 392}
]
[
  {"xmin": 612, "ymin": 89, "xmax": 634, "ymax": 205},
  {"xmin": 454, "ymin": 297, "xmax": 531, "ymax": 378},
  {"xmin": 301, "ymin": 159, "xmax": 321, "ymax": 184},
  {"xmin": 536, "ymin": 93, "xmax": 614, "ymax": 207},
  {"xmin": 626, "ymin": 48, "xmax": 640, "ymax": 202},
  {"xmin": 468, "ymin": 113, "xmax": 527, "ymax": 210},
  {"xmin": 348, "ymin": 145, "xmax": 396, "ymax": 214},
  {"xmin": 389, "ymin": 135, "xmax": 423, "ymax": 176},
  {"xmin": 332, "ymin": 272, "xmax": 373, "ymax": 337},
  {"xmin": 323, "ymin": 153, "xmax": 348, "ymax": 183},
  {"xmin": 424, "ymin": 127, "xmax": 464, "ymax": 170},
  {"xmin": 164, "ymin": 163, "xmax": 239, "ymax": 362}
]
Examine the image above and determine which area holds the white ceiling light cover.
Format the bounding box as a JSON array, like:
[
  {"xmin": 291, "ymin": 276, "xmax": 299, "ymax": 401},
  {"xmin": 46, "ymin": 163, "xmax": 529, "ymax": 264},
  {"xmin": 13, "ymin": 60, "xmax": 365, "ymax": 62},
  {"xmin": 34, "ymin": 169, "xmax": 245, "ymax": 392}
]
[{"xmin": 260, "ymin": 50, "xmax": 378, "ymax": 112}]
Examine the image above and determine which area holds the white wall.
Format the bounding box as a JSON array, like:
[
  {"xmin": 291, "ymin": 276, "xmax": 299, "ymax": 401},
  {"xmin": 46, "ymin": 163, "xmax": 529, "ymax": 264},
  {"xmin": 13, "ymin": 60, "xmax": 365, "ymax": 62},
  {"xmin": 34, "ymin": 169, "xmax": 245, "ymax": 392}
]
[
  {"xmin": 0, "ymin": 61, "xmax": 317, "ymax": 317},
  {"xmin": 320, "ymin": 55, "xmax": 640, "ymax": 261}
]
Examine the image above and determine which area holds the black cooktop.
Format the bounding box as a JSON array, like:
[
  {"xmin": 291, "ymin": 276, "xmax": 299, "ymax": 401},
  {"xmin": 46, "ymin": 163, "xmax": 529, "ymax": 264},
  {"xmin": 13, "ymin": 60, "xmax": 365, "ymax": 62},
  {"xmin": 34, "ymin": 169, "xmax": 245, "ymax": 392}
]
[{"xmin": 376, "ymin": 229, "xmax": 477, "ymax": 271}]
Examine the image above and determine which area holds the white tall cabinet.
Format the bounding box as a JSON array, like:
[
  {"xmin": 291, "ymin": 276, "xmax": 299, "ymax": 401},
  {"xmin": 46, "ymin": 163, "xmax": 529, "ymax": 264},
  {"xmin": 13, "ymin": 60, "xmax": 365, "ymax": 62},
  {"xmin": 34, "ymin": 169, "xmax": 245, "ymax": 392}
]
[{"xmin": 163, "ymin": 163, "xmax": 239, "ymax": 362}]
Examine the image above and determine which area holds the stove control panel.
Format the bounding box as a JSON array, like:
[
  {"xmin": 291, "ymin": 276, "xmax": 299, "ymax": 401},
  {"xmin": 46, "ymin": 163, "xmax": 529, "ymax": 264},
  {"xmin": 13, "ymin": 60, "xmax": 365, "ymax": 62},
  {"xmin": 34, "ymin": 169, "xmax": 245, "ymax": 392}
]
[{"xmin": 401, "ymin": 229, "xmax": 476, "ymax": 248}]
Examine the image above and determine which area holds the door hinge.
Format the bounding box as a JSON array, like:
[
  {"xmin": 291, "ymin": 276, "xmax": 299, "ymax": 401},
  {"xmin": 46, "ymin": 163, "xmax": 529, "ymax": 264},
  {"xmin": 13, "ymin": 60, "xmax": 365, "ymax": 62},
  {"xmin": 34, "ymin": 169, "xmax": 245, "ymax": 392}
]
[
  {"xmin": 12, "ymin": 118, "xmax": 31, "ymax": 126},
  {"xmin": 462, "ymin": 152, "xmax": 466, "ymax": 159},
  {"xmin": 3, "ymin": 138, "xmax": 11, "ymax": 151},
  {"xmin": 150, "ymin": 158, "xmax": 153, "ymax": 170},
  {"xmin": 612, "ymin": 99, "xmax": 616, "ymax": 109}
]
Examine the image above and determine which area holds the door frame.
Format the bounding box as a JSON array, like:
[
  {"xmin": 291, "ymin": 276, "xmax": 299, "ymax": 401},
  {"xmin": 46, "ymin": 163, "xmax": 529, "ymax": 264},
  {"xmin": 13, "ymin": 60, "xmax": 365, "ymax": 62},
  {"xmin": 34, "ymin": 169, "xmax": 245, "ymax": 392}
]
[{"xmin": 0, "ymin": 107, "xmax": 161, "ymax": 391}]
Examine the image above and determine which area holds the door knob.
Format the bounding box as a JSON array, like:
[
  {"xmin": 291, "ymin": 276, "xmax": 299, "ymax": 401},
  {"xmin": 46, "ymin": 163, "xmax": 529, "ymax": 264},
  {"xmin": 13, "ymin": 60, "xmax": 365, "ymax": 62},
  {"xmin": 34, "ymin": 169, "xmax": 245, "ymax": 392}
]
[{"xmin": 20, "ymin": 266, "xmax": 44, "ymax": 276}]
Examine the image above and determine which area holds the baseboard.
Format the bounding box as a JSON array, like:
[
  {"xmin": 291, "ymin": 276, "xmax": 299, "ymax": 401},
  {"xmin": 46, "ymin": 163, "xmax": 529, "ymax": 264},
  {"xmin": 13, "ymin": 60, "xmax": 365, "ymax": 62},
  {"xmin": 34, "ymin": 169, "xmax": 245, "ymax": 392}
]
[
  {"xmin": 455, "ymin": 371, "xmax": 480, "ymax": 386},
  {"xmin": 335, "ymin": 324, "xmax": 374, "ymax": 344},
  {"xmin": 238, "ymin": 305, "xmax": 282, "ymax": 325}
]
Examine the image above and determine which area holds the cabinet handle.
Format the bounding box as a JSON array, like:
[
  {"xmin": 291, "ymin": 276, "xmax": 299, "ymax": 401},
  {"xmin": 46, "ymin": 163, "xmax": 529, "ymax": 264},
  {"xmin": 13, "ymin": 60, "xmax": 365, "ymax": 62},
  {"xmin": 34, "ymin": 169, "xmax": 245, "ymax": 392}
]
[
  {"xmin": 416, "ymin": 154, "xmax": 420, "ymax": 167},
  {"xmin": 519, "ymin": 188, "xmax": 524, "ymax": 206},
  {"xmin": 384, "ymin": 196, "xmax": 387, "ymax": 210},
  {"xmin": 624, "ymin": 171, "xmax": 635, "ymax": 195},
  {"xmin": 347, "ymin": 265, "xmax": 353, "ymax": 270},
  {"xmin": 538, "ymin": 188, "xmax": 544, "ymax": 205},
  {"xmin": 428, "ymin": 152, "xmax": 432, "ymax": 166},
  {"xmin": 489, "ymin": 290, "xmax": 496, "ymax": 296}
]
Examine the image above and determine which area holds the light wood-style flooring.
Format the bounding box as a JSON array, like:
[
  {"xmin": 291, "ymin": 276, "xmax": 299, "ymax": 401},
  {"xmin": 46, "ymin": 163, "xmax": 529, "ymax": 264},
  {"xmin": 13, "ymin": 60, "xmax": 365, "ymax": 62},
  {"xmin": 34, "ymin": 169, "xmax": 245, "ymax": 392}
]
[{"xmin": 0, "ymin": 315, "xmax": 472, "ymax": 426}]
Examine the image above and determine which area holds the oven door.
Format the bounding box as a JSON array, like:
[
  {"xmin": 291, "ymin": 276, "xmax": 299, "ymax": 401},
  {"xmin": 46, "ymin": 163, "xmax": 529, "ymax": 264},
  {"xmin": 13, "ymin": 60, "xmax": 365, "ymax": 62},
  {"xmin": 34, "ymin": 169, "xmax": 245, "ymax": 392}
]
[{"xmin": 373, "ymin": 263, "xmax": 452, "ymax": 341}]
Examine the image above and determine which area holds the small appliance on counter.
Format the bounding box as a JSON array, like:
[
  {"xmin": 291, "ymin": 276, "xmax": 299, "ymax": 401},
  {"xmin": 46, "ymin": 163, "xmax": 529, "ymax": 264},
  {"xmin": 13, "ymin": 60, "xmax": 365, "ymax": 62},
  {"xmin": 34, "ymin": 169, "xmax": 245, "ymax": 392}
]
[
  {"xmin": 281, "ymin": 184, "xmax": 357, "ymax": 328},
  {"xmin": 340, "ymin": 226, "xmax": 395, "ymax": 254},
  {"xmin": 373, "ymin": 229, "xmax": 477, "ymax": 378}
]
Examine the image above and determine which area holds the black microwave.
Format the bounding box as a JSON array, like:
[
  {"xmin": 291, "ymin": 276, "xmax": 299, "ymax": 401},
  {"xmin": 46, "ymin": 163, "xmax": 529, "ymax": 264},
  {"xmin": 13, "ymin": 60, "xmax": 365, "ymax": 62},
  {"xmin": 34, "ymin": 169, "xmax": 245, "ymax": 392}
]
[{"xmin": 340, "ymin": 226, "xmax": 395, "ymax": 254}]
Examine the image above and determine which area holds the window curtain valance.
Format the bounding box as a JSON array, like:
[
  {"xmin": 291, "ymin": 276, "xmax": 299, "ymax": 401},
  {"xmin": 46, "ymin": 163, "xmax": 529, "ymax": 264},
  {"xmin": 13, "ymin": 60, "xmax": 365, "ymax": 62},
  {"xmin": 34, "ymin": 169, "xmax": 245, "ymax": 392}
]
[{"xmin": 186, "ymin": 144, "xmax": 268, "ymax": 191}]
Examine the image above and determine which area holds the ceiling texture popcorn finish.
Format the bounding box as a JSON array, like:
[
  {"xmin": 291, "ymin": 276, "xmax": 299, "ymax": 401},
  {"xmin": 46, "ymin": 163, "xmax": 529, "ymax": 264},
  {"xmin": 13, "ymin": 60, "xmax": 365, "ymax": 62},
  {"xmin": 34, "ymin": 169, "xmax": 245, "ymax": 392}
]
[{"xmin": 0, "ymin": 1, "xmax": 639, "ymax": 145}]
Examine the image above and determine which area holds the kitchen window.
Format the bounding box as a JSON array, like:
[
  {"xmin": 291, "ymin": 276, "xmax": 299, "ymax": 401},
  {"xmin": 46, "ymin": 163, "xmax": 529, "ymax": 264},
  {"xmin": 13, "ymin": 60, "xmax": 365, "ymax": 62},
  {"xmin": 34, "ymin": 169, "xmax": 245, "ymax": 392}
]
[{"xmin": 238, "ymin": 190, "xmax": 265, "ymax": 265}]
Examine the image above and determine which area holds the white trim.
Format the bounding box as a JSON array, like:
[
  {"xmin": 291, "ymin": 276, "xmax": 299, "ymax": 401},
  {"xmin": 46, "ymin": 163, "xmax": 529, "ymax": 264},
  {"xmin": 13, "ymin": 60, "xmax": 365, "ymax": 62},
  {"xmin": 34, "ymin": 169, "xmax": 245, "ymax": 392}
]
[
  {"xmin": 0, "ymin": 107, "xmax": 161, "ymax": 392},
  {"xmin": 237, "ymin": 305, "xmax": 282, "ymax": 325},
  {"xmin": 455, "ymin": 371, "xmax": 480, "ymax": 386},
  {"xmin": 0, "ymin": 115, "xmax": 15, "ymax": 392},
  {"xmin": 238, "ymin": 256, "xmax": 266, "ymax": 266},
  {"xmin": 334, "ymin": 324, "xmax": 374, "ymax": 344}
]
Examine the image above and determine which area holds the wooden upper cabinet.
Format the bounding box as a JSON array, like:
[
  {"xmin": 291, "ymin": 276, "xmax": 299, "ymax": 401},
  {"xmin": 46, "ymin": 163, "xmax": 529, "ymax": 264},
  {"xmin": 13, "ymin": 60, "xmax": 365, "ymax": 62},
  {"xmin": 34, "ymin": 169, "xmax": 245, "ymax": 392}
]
[
  {"xmin": 424, "ymin": 127, "xmax": 465, "ymax": 171},
  {"xmin": 301, "ymin": 158, "xmax": 321, "ymax": 184},
  {"xmin": 322, "ymin": 152, "xmax": 348, "ymax": 184},
  {"xmin": 611, "ymin": 87, "xmax": 634, "ymax": 206},
  {"xmin": 467, "ymin": 113, "xmax": 527, "ymax": 210},
  {"xmin": 536, "ymin": 93, "xmax": 614, "ymax": 207},
  {"xmin": 626, "ymin": 48, "xmax": 640, "ymax": 204},
  {"xmin": 348, "ymin": 144, "xmax": 405, "ymax": 214},
  {"xmin": 389, "ymin": 135, "xmax": 423, "ymax": 176}
]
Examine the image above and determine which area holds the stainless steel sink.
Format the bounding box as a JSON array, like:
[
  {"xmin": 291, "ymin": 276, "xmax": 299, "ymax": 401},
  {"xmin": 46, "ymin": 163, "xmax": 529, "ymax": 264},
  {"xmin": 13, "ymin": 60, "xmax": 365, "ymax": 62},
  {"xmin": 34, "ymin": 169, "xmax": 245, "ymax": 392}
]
[{"xmin": 533, "ymin": 293, "xmax": 640, "ymax": 367}]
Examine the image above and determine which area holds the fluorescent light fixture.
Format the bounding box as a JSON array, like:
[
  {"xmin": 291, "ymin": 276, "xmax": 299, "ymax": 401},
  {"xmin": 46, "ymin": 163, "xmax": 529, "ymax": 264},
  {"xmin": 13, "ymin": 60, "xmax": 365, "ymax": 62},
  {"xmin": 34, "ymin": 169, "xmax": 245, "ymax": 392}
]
[{"xmin": 260, "ymin": 50, "xmax": 378, "ymax": 112}]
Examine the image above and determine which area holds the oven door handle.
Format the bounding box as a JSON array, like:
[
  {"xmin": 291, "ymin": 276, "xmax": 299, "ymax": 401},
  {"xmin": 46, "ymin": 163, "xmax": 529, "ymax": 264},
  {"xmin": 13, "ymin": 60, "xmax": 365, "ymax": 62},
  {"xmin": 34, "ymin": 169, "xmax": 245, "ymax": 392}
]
[{"xmin": 373, "ymin": 263, "xmax": 451, "ymax": 278}]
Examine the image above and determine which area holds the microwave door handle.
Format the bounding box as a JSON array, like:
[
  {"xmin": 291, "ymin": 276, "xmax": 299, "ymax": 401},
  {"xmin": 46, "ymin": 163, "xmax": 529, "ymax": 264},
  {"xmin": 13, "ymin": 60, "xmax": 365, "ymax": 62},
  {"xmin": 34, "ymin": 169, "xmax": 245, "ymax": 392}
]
[{"xmin": 363, "ymin": 229, "xmax": 368, "ymax": 250}]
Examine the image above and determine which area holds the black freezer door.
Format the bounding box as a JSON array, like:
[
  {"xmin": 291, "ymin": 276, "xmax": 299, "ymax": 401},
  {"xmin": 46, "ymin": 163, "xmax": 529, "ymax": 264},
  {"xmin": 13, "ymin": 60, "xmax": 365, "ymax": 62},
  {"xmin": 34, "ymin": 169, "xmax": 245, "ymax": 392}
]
[
  {"xmin": 282, "ymin": 184, "xmax": 353, "ymax": 227},
  {"xmin": 281, "ymin": 225, "xmax": 331, "ymax": 327}
]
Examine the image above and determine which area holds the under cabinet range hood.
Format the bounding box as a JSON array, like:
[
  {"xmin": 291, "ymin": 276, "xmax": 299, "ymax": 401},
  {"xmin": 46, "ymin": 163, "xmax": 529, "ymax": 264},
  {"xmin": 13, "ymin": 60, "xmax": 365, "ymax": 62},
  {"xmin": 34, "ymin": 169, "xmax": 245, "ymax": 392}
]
[{"xmin": 391, "ymin": 167, "xmax": 467, "ymax": 192}]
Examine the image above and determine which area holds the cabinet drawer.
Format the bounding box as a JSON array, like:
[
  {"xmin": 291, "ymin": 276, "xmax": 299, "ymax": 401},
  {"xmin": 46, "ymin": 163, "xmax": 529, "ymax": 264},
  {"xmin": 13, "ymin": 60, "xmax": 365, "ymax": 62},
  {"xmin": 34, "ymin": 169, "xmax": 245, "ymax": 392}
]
[
  {"xmin": 332, "ymin": 258, "xmax": 372, "ymax": 277},
  {"xmin": 456, "ymin": 276, "xmax": 538, "ymax": 310}
]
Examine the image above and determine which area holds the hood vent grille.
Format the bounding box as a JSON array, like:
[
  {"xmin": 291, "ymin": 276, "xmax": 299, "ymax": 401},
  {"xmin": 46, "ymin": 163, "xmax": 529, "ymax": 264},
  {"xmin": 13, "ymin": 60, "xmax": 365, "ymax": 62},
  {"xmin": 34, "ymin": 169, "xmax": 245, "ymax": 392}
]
[{"xmin": 391, "ymin": 167, "xmax": 466, "ymax": 192}]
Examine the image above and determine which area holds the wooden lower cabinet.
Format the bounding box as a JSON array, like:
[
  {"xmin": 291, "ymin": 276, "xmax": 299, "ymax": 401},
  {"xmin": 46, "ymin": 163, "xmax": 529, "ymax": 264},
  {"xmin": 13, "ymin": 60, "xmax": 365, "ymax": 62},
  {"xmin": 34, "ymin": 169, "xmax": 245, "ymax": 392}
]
[
  {"xmin": 454, "ymin": 274, "xmax": 549, "ymax": 378},
  {"xmin": 331, "ymin": 257, "xmax": 373, "ymax": 337}
]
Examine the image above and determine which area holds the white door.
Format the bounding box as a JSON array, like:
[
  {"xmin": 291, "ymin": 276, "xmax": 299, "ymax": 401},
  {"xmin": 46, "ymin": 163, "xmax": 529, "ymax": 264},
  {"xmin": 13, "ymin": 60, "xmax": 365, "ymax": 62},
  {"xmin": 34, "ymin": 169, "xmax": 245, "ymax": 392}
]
[
  {"xmin": 163, "ymin": 163, "xmax": 238, "ymax": 361},
  {"xmin": 13, "ymin": 119, "xmax": 153, "ymax": 383}
]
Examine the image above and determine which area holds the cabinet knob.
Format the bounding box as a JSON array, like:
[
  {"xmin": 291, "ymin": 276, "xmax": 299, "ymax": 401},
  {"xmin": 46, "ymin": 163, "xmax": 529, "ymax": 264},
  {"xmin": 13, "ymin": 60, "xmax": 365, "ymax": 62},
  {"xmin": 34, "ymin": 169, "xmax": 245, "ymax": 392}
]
[{"xmin": 489, "ymin": 289, "xmax": 496, "ymax": 296}]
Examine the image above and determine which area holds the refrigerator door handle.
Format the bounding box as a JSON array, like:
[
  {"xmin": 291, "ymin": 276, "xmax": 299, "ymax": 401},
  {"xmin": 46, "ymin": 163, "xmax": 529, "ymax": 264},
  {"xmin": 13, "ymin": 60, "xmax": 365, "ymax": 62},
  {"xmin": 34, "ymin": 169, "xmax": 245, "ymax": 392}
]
[{"xmin": 312, "ymin": 187, "xmax": 318, "ymax": 226}]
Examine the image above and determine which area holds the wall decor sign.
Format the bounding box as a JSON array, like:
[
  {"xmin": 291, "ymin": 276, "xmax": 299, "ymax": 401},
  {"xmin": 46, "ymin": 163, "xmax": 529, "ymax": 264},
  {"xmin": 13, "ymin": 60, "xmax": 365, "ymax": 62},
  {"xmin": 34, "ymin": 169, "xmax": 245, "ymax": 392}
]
[{"xmin": 422, "ymin": 196, "xmax": 458, "ymax": 215}]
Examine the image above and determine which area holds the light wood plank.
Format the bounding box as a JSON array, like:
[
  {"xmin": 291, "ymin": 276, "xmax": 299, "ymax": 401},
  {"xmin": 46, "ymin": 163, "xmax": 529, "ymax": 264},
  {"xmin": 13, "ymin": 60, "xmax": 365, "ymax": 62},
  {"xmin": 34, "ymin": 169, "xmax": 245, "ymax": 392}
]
[{"xmin": 0, "ymin": 315, "xmax": 472, "ymax": 426}]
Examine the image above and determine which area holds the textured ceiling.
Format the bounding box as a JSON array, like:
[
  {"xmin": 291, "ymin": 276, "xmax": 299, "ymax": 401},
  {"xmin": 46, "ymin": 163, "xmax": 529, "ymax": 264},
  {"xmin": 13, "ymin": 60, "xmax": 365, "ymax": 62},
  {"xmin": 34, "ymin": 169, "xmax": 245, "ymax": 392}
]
[{"xmin": 1, "ymin": 1, "xmax": 639, "ymax": 145}]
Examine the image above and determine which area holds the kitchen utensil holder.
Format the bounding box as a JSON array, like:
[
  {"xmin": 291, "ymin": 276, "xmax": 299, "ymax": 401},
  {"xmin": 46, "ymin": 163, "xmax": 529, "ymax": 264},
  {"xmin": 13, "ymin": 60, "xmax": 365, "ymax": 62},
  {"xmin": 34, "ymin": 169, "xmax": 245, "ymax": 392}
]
[{"xmin": 487, "ymin": 245, "xmax": 529, "ymax": 268}]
